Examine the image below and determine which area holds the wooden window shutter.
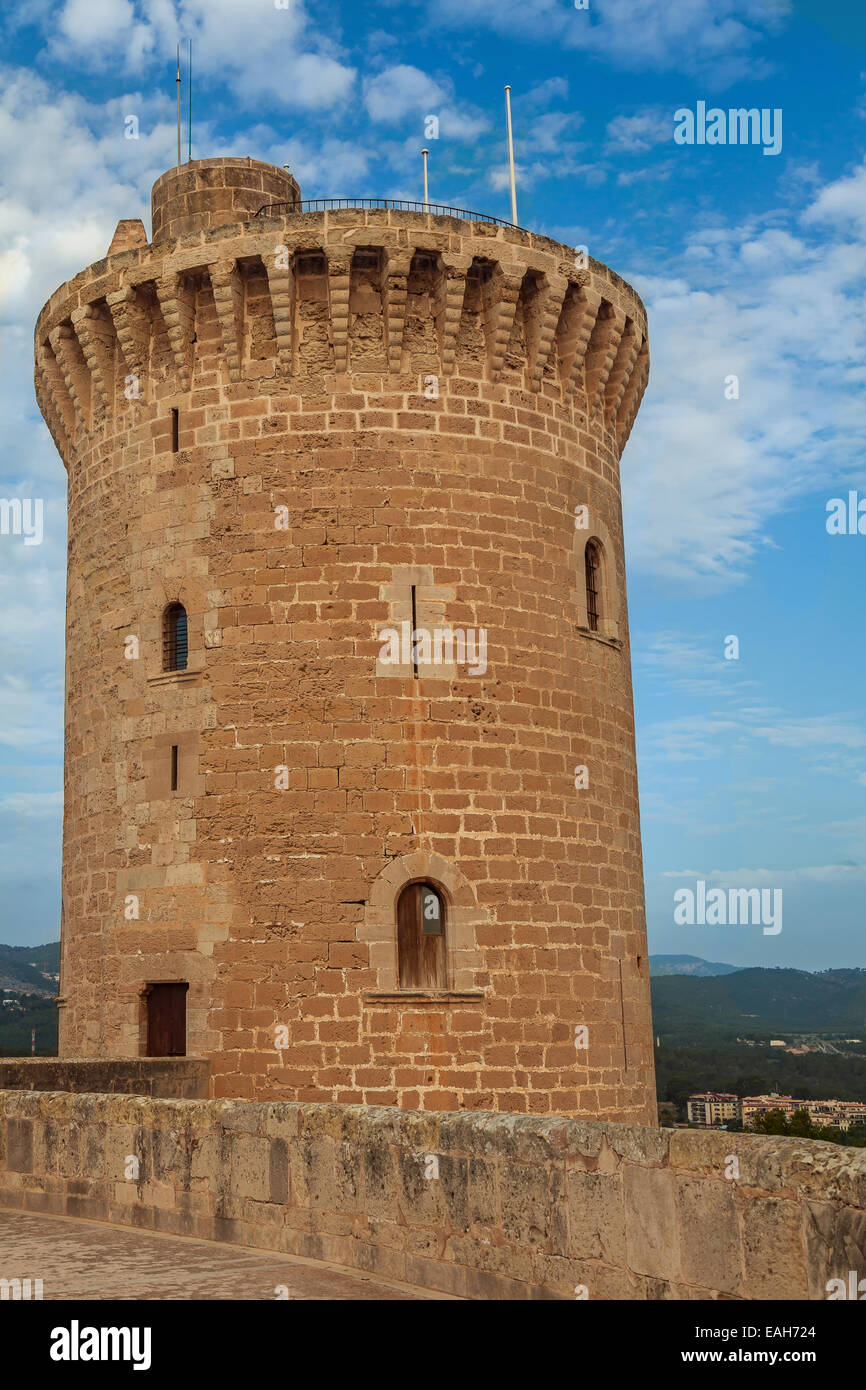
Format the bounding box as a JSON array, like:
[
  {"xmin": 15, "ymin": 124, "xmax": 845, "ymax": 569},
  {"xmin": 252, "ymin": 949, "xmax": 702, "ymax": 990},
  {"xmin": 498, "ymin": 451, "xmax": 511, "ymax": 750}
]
[{"xmin": 397, "ymin": 882, "xmax": 446, "ymax": 990}]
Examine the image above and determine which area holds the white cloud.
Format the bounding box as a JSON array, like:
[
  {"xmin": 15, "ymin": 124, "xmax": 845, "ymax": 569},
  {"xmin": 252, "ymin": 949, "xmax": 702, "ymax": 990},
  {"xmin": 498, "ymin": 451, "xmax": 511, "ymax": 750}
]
[
  {"xmin": 635, "ymin": 632, "xmax": 757, "ymax": 698},
  {"xmin": 488, "ymin": 159, "xmax": 563, "ymax": 194},
  {"xmin": 420, "ymin": 0, "xmax": 790, "ymax": 80},
  {"xmin": 639, "ymin": 713, "xmax": 745, "ymax": 762},
  {"xmin": 802, "ymin": 160, "xmax": 866, "ymax": 235},
  {"xmin": 638, "ymin": 694, "xmax": 866, "ymax": 785},
  {"xmin": 617, "ymin": 161, "xmax": 674, "ymax": 187},
  {"xmin": 606, "ymin": 109, "xmax": 671, "ymax": 154},
  {"xmin": 48, "ymin": 0, "xmax": 356, "ymax": 110},
  {"xmin": 274, "ymin": 135, "xmax": 374, "ymax": 198},
  {"xmin": 623, "ymin": 167, "xmax": 866, "ymax": 585},
  {"xmin": 363, "ymin": 64, "xmax": 489, "ymax": 141},
  {"xmin": 661, "ymin": 863, "xmax": 866, "ymax": 885},
  {"xmin": 523, "ymin": 110, "xmax": 582, "ymax": 156},
  {"xmin": 364, "ymin": 65, "xmax": 446, "ymax": 123},
  {"xmin": 58, "ymin": 0, "xmax": 136, "ymax": 46},
  {"xmin": 518, "ymin": 76, "xmax": 569, "ymax": 110},
  {"xmin": 0, "ymin": 675, "xmax": 64, "ymax": 755},
  {"xmin": 752, "ymin": 717, "xmax": 866, "ymax": 750},
  {"xmin": 0, "ymin": 791, "xmax": 63, "ymax": 818}
]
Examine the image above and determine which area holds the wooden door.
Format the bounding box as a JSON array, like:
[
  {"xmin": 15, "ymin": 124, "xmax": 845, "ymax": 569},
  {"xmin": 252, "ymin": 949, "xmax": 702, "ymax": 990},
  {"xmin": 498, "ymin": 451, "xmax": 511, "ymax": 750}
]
[{"xmin": 146, "ymin": 983, "xmax": 188, "ymax": 1056}]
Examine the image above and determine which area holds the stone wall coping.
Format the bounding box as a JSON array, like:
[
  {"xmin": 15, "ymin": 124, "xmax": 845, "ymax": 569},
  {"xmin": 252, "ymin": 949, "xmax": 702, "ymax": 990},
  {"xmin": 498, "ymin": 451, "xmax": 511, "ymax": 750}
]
[
  {"xmin": 2, "ymin": 1090, "xmax": 864, "ymax": 1193},
  {"xmin": 0, "ymin": 1058, "xmax": 208, "ymax": 1068},
  {"xmin": 0, "ymin": 1059, "xmax": 209, "ymax": 1100}
]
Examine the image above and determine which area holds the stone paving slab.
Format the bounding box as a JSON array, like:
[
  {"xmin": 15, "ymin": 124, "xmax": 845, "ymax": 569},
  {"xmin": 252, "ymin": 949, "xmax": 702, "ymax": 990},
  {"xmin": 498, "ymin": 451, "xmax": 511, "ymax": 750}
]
[{"xmin": 0, "ymin": 1209, "xmax": 451, "ymax": 1300}]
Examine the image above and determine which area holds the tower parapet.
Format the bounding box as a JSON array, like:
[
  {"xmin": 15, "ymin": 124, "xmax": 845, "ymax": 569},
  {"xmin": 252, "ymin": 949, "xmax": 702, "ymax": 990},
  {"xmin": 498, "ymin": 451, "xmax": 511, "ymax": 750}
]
[
  {"xmin": 37, "ymin": 159, "xmax": 654, "ymax": 1120},
  {"xmin": 35, "ymin": 189, "xmax": 647, "ymax": 466}
]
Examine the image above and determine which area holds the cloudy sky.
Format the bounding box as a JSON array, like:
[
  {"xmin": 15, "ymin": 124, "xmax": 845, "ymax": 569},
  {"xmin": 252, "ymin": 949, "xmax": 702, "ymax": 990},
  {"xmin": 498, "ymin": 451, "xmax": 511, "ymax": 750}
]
[{"xmin": 1, "ymin": 0, "xmax": 864, "ymax": 969}]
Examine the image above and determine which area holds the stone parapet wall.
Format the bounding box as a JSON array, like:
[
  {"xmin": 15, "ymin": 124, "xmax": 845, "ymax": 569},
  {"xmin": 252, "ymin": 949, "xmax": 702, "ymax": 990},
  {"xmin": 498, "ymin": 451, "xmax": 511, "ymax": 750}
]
[
  {"xmin": 0, "ymin": 1059, "xmax": 208, "ymax": 1098},
  {"xmin": 2, "ymin": 1093, "xmax": 863, "ymax": 1300},
  {"xmin": 34, "ymin": 205, "xmax": 649, "ymax": 469}
]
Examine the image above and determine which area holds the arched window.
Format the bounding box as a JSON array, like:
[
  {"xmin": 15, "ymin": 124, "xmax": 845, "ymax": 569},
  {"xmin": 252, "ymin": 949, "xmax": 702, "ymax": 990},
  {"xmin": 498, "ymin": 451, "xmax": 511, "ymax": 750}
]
[
  {"xmin": 163, "ymin": 602, "xmax": 188, "ymax": 671},
  {"xmin": 397, "ymin": 882, "xmax": 446, "ymax": 990},
  {"xmin": 584, "ymin": 540, "xmax": 601, "ymax": 633}
]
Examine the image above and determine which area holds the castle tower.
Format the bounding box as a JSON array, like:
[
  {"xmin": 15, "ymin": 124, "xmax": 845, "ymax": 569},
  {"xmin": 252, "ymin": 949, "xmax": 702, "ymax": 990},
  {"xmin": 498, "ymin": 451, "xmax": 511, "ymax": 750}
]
[{"xmin": 36, "ymin": 155, "xmax": 655, "ymax": 1121}]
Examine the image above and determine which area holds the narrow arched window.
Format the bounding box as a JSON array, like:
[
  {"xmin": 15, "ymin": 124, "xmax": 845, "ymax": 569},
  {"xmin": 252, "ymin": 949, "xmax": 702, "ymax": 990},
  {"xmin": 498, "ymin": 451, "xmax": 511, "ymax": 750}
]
[
  {"xmin": 163, "ymin": 602, "xmax": 188, "ymax": 671},
  {"xmin": 397, "ymin": 882, "xmax": 446, "ymax": 990},
  {"xmin": 584, "ymin": 540, "xmax": 601, "ymax": 632}
]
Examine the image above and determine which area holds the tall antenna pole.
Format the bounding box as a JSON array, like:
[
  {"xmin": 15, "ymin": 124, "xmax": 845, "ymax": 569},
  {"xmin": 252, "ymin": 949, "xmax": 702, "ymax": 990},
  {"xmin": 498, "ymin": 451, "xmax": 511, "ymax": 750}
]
[
  {"xmin": 188, "ymin": 39, "xmax": 192, "ymax": 162},
  {"xmin": 421, "ymin": 148, "xmax": 429, "ymax": 207},
  {"xmin": 504, "ymin": 84, "xmax": 518, "ymax": 225},
  {"xmin": 176, "ymin": 45, "xmax": 181, "ymax": 168}
]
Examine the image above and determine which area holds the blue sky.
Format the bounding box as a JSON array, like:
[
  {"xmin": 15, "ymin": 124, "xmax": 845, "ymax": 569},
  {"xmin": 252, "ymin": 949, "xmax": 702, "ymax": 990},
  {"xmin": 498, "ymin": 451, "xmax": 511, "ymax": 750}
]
[{"xmin": 0, "ymin": 0, "xmax": 864, "ymax": 968}]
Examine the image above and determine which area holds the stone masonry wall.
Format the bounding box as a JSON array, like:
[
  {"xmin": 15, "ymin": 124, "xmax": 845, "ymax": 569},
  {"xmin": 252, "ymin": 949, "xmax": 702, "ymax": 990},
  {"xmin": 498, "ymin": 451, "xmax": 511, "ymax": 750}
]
[
  {"xmin": 150, "ymin": 158, "xmax": 300, "ymax": 243},
  {"xmin": 0, "ymin": 1058, "xmax": 208, "ymax": 1099},
  {"xmin": 2, "ymin": 1092, "xmax": 864, "ymax": 1300},
  {"xmin": 35, "ymin": 159, "xmax": 655, "ymax": 1121}
]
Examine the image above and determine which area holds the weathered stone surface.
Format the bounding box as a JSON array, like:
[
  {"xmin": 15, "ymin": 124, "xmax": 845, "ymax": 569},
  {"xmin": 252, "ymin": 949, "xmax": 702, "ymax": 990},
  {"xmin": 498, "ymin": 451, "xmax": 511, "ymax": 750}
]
[
  {"xmin": 4, "ymin": 1092, "xmax": 863, "ymax": 1299},
  {"xmin": 802, "ymin": 1200, "xmax": 866, "ymax": 1300},
  {"xmin": 624, "ymin": 1164, "xmax": 679, "ymax": 1281},
  {"xmin": 566, "ymin": 1169, "xmax": 626, "ymax": 1265},
  {"xmin": 468, "ymin": 1156, "xmax": 498, "ymax": 1228},
  {"xmin": 741, "ymin": 1195, "xmax": 810, "ymax": 1300},
  {"xmin": 229, "ymin": 1134, "xmax": 271, "ymax": 1202},
  {"xmin": 499, "ymin": 1160, "xmax": 550, "ymax": 1246},
  {"xmin": 676, "ymin": 1177, "xmax": 741, "ymax": 1296},
  {"xmin": 268, "ymin": 1138, "xmax": 289, "ymax": 1205},
  {"xmin": 7, "ymin": 1118, "xmax": 33, "ymax": 1173}
]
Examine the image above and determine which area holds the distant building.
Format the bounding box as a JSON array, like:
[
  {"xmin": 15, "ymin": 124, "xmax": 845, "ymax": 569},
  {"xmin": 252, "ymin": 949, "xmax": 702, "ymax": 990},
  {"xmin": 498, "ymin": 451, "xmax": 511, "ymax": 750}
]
[
  {"xmin": 741, "ymin": 1094, "xmax": 866, "ymax": 1131},
  {"xmin": 741, "ymin": 1094, "xmax": 799, "ymax": 1127},
  {"xmin": 769, "ymin": 1039, "xmax": 786, "ymax": 1047},
  {"xmin": 807, "ymin": 1100, "xmax": 866, "ymax": 1131},
  {"xmin": 687, "ymin": 1093, "xmax": 740, "ymax": 1126}
]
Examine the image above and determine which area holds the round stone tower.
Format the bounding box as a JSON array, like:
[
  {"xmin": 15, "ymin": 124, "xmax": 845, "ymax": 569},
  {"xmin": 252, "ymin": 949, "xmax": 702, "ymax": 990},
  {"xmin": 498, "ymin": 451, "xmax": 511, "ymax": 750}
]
[{"xmin": 35, "ymin": 155, "xmax": 655, "ymax": 1121}]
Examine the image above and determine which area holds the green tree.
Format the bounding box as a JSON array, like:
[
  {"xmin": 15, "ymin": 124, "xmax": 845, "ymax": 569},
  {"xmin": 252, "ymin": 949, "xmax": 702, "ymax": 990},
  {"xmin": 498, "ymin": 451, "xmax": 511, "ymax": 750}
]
[
  {"xmin": 788, "ymin": 1108, "xmax": 817, "ymax": 1138},
  {"xmin": 754, "ymin": 1109, "xmax": 791, "ymax": 1136}
]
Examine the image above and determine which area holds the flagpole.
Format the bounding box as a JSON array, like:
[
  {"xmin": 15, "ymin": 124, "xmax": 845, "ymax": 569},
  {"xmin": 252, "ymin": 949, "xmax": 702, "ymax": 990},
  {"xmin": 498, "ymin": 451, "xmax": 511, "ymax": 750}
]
[
  {"xmin": 188, "ymin": 39, "xmax": 192, "ymax": 162},
  {"xmin": 176, "ymin": 46, "xmax": 181, "ymax": 168},
  {"xmin": 504, "ymin": 84, "xmax": 518, "ymax": 225},
  {"xmin": 421, "ymin": 148, "xmax": 429, "ymax": 207}
]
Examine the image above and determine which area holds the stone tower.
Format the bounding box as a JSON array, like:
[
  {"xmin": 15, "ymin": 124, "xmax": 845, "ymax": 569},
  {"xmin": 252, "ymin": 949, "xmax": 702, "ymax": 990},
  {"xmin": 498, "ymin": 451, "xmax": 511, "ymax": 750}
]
[{"xmin": 35, "ymin": 156, "xmax": 655, "ymax": 1121}]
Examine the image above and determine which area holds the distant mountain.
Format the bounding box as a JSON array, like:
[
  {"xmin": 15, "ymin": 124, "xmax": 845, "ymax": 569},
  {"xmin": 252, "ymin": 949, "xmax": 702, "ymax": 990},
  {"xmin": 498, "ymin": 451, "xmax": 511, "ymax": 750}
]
[
  {"xmin": 650, "ymin": 954, "xmax": 741, "ymax": 978},
  {"xmin": 0, "ymin": 941, "xmax": 60, "ymax": 996},
  {"xmin": 651, "ymin": 966, "xmax": 866, "ymax": 1044}
]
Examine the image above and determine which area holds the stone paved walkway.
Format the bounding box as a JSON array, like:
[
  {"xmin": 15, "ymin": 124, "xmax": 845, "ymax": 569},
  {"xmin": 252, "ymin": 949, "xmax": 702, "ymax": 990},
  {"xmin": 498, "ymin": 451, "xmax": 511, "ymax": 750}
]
[{"xmin": 0, "ymin": 1208, "xmax": 449, "ymax": 1300}]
